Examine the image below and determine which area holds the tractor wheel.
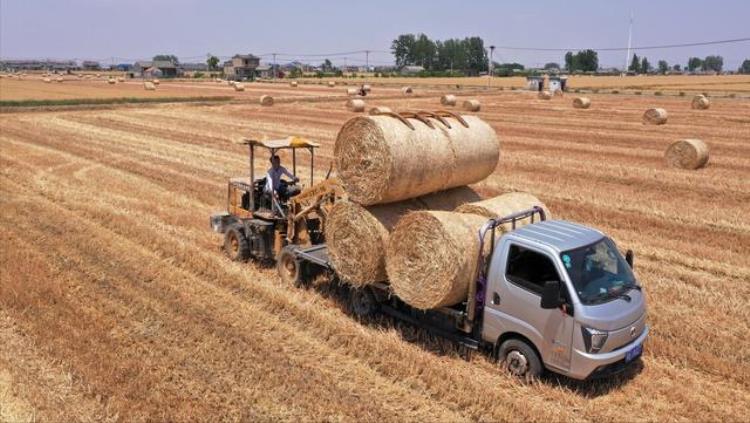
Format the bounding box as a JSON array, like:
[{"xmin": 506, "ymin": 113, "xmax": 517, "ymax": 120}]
[
  {"xmin": 277, "ymin": 245, "xmax": 304, "ymax": 287},
  {"xmin": 224, "ymin": 227, "xmax": 250, "ymax": 261},
  {"xmin": 350, "ymin": 287, "xmax": 378, "ymax": 318}
]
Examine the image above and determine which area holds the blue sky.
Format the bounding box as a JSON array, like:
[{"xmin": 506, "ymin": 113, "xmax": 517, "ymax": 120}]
[{"xmin": 1, "ymin": 0, "xmax": 748, "ymax": 69}]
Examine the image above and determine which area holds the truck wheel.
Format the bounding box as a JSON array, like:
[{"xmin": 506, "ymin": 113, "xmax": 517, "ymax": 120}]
[
  {"xmin": 224, "ymin": 227, "xmax": 250, "ymax": 261},
  {"xmin": 498, "ymin": 339, "xmax": 543, "ymax": 381},
  {"xmin": 277, "ymin": 246, "xmax": 304, "ymax": 287},
  {"xmin": 350, "ymin": 287, "xmax": 378, "ymax": 317}
]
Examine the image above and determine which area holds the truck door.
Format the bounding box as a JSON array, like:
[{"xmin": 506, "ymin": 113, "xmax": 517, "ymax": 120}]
[{"xmin": 486, "ymin": 243, "xmax": 575, "ymax": 371}]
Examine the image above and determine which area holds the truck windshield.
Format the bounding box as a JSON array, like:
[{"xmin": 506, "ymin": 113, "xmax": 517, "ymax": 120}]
[{"xmin": 560, "ymin": 237, "xmax": 637, "ymax": 305}]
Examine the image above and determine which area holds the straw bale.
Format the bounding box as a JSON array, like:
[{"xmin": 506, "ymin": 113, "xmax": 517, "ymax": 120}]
[
  {"xmin": 441, "ymin": 94, "xmax": 457, "ymax": 106},
  {"xmin": 144, "ymin": 81, "xmax": 156, "ymax": 90},
  {"xmin": 643, "ymin": 108, "xmax": 668, "ymax": 125},
  {"xmin": 43, "ymin": 78, "xmax": 52, "ymax": 83},
  {"xmin": 401, "ymin": 86, "xmax": 413, "ymax": 95},
  {"xmin": 455, "ymin": 192, "xmax": 550, "ymax": 230},
  {"xmin": 290, "ymin": 81, "xmax": 298, "ymax": 87},
  {"xmin": 691, "ymin": 95, "xmax": 710, "ymax": 110},
  {"xmin": 346, "ymin": 88, "xmax": 358, "ymax": 96},
  {"xmin": 573, "ymin": 97, "xmax": 591, "ymax": 109},
  {"xmin": 152, "ymin": 79, "xmax": 160, "ymax": 85},
  {"xmin": 334, "ymin": 114, "xmax": 499, "ymax": 205},
  {"xmin": 107, "ymin": 78, "xmax": 116, "ymax": 85},
  {"xmin": 538, "ymin": 91, "xmax": 553, "ymax": 100},
  {"xmin": 260, "ymin": 95, "xmax": 274, "ymax": 106},
  {"xmin": 346, "ymin": 99, "xmax": 366, "ymax": 112},
  {"xmin": 233, "ymin": 82, "xmax": 245, "ymax": 91},
  {"xmin": 462, "ymin": 99, "xmax": 481, "ymax": 112},
  {"xmin": 362, "ymin": 84, "xmax": 372, "ymax": 92},
  {"xmin": 665, "ymin": 139, "xmax": 709, "ymax": 170},
  {"xmin": 328, "ymin": 81, "xmax": 336, "ymax": 87}
]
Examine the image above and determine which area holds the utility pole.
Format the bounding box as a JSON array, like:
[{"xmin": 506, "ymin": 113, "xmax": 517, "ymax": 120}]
[
  {"xmin": 489, "ymin": 45, "xmax": 495, "ymax": 88},
  {"xmin": 365, "ymin": 50, "xmax": 370, "ymax": 72}
]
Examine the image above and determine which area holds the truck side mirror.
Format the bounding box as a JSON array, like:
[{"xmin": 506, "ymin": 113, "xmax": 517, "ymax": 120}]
[
  {"xmin": 625, "ymin": 250, "xmax": 634, "ymax": 269},
  {"xmin": 540, "ymin": 280, "xmax": 562, "ymax": 309}
]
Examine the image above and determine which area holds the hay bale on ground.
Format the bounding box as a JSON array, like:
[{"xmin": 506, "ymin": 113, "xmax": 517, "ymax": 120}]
[
  {"xmin": 144, "ymin": 81, "xmax": 156, "ymax": 90},
  {"xmin": 643, "ymin": 108, "xmax": 668, "ymax": 125},
  {"xmin": 455, "ymin": 192, "xmax": 551, "ymax": 231},
  {"xmin": 260, "ymin": 95, "xmax": 274, "ymax": 106},
  {"xmin": 346, "ymin": 88, "xmax": 358, "ymax": 96},
  {"xmin": 691, "ymin": 95, "xmax": 710, "ymax": 110},
  {"xmin": 334, "ymin": 114, "xmax": 499, "ymax": 205},
  {"xmin": 362, "ymin": 84, "xmax": 371, "ymax": 92},
  {"xmin": 117, "ymin": 77, "xmax": 125, "ymax": 82},
  {"xmin": 462, "ymin": 99, "xmax": 481, "ymax": 112},
  {"xmin": 665, "ymin": 139, "xmax": 709, "ymax": 170},
  {"xmin": 107, "ymin": 78, "xmax": 116, "ymax": 85},
  {"xmin": 290, "ymin": 81, "xmax": 298, "ymax": 87},
  {"xmin": 328, "ymin": 81, "xmax": 336, "ymax": 87},
  {"xmin": 368, "ymin": 106, "xmax": 392, "ymax": 115},
  {"xmin": 386, "ymin": 211, "xmax": 489, "ymax": 309},
  {"xmin": 234, "ymin": 82, "xmax": 245, "ymax": 91},
  {"xmin": 43, "ymin": 78, "xmax": 52, "ymax": 83},
  {"xmin": 441, "ymin": 94, "xmax": 457, "ymax": 106},
  {"xmin": 401, "ymin": 86, "xmax": 413, "ymax": 95},
  {"xmin": 538, "ymin": 91, "xmax": 553, "ymax": 100},
  {"xmin": 573, "ymin": 97, "xmax": 591, "ymax": 109},
  {"xmin": 346, "ymin": 99, "xmax": 365, "ymax": 112},
  {"xmin": 326, "ymin": 186, "xmax": 480, "ymax": 286},
  {"xmin": 152, "ymin": 79, "xmax": 160, "ymax": 85}
]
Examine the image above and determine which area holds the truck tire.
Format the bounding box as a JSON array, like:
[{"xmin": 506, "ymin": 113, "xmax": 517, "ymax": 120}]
[
  {"xmin": 277, "ymin": 245, "xmax": 305, "ymax": 287},
  {"xmin": 498, "ymin": 339, "xmax": 543, "ymax": 381},
  {"xmin": 224, "ymin": 226, "xmax": 250, "ymax": 261},
  {"xmin": 350, "ymin": 287, "xmax": 378, "ymax": 317}
]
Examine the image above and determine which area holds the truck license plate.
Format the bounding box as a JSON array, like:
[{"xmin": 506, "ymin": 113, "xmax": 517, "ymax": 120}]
[{"xmin": 625, "ymin": 343, "xmax": 642, "ymax": 362}]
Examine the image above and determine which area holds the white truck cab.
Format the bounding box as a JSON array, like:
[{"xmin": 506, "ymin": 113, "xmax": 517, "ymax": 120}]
[{"xmin": 482, "ymin": 220, "xmax": 648, "ymax": 379}]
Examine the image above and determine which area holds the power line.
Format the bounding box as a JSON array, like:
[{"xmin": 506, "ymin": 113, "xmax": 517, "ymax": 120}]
[{"xmin": 495, "ymin": 37, "xmax": 750, "ymax": 52}]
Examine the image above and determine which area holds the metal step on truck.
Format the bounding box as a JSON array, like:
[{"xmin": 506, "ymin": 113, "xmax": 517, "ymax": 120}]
[{"xmin": 211, "ymin": 136, "xmax": 648, "ymax": 381}]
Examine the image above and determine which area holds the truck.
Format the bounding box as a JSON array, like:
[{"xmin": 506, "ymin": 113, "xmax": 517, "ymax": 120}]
[{"xmin": 211, "ymin": 133, "xmax": 648, "ymax": 381}]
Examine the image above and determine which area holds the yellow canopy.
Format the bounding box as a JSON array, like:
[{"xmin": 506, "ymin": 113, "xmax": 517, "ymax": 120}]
[{"xmin": 236, "ymin": 136, "xmax": 319, "ymax": 149}]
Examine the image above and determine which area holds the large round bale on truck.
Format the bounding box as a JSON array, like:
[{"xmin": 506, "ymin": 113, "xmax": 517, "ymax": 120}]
[
  {"xmin": 334, "ymin": 112, "xmax": 499, "ymax": 206},
  {"xmin": 326, "ymin": 186, "xmax": 480, "ymax": 286}
]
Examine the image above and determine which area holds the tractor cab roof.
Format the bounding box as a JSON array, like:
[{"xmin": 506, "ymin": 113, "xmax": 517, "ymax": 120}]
[{"xmin": 236, "ymin": 136, "xmax": 320, "ymax": 150}]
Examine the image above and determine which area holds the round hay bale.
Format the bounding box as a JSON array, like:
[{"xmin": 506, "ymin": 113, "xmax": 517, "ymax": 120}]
[
  {"xmin": 96, "ymin": 73, "xmax": 101, "ymax": 78},
  {"xmin": 440, "ymin": 94, "xmax": 457, "ymax": 106},
  {"xmin": 455, "ymin": 192, "xmax": 551, "ymax": 231},
  {"xmin": 290, "ymin": 81, "xmax": 298, "ymax": 87},
  {"xmin": 691, "ymin": 95, "xmax": 710, "ymax": 110},
  {"xmin": 228, "ymin": 80, "xmax": 236, "ymax": 86},
  {"xmin": 326, "ymin": 186, "xmax": 479, "ymax": 286},
  {"xmin": 362, "ymin": 84, "xmax": 372, "ymax": 92},
  {"xmin": 107, "ymin": 78, "xmax": 116, "ymax": 85},
  {"xmin": 401, "ymin": 86, "xmax": 413, "ymax": 95},
  {"xmin": 152, "ymin": 79, "xmax": 160, "ymax": 85},
  {"xmin": 538, "ymin": 90, "xmax": 553, "ymax": 100},
  {"xmin": 346, "ymin": 99, "xmax": 366, "ymax": 112},
  {"xmin": 328, "ymin": 81, "xmax": 336, "ymax": 87},
  {"xmin": 233, "ymin": 82, "xmax": 245, "ymax": 91},
  {"xmin": 462, "ymin": 99, "xmax": 481, "ymax": 112},
  {"xmin": 43, "ymin": 78, "xmax": 52, "ymax": 83},
  {"xmin": 117, "ymin": 77, "xmax": 125, "ymax": 82},
  {"xmin": 260, "ymin": 95, "xmax": 274, "ymax": 106},
  {"xmin": 334, "ymin": 115, "xmax": 499, "ymax": 205},
  {"xmin": 368, "ymin": 106, "xmax": 392, "ymax": 115},
  {"xmin": 665, "ymin": 139, "xmax": 709, "ymax": 170},
  {"xmin": 643, "ymin": 108, "xmax": 668, "ymax": 125},
  {"xmin": 386, "ymin": 211, "xmax": 489, "ymax": 309},
  {"xmin": 573, "ymin": 97, "xmax": 591, "ymax": 109},
  {"xmin": 346, "ymin": 88, "xmax": 358, "ymax": 96},
  {"xmin": 143, "ymin": 81, "xmax": 156, "ymax": 91}
]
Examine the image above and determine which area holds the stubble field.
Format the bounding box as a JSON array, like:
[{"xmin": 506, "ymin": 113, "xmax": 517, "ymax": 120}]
[{"xmin": 1, "ymin": 86, "xmax": 749, "ymax": 421}]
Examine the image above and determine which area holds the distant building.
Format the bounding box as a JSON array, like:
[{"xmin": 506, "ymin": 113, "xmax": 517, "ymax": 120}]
[
  {"xmin": 181, "ymin": 62, "xmax": 208, "ymax": 72},
  {"xmin": 400, "ymin": 65, "xmax": 425, "ymax": 75},
  {"xmin": 114, "ymin": 63, "xmax": 132, "ymax": 72},
  {"xmin": 82, "ymin": 61, "xmax": 101, "ymax": 70},
  {"xmin": 0, "ymin": 59, "xmax": 77, "ymax": 71},
  {"xmin": 256, "ymin": 65, "xmax": 273, "ymax": 79},
  {"xmin": 223, "ymin": 54, "xmax": 260, "ymax": 80},
  {"xmin": 131, "ymin": 60, "xmax": 179, "ymax": 78},
  {"xmin": 526, "ymin": 75, "xmax": 544, "ymax": 91}
]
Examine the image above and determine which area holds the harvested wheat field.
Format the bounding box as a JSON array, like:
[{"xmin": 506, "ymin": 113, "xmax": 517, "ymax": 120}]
[{"xmin": 1, "ymin": 90, "xmax": 749, "ymax": 422}]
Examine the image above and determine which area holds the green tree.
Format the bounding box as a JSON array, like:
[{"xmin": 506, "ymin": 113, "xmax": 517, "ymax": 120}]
[
  {"xmin": 464, "ymin": 36, "xmax": 488, "ymax": 75},
  {"xmin": 391, "ymin": 34, "xmax": 417, "ymax": 67},
  {"xmin": 673, "ymin": 63, "xmax": 682, "ymax": 72},
  {"xmin": 641, "ymin": 57, "xmax": 651, "ymax": 73},
  {"xmin": 413, "ymin": 33, "xmax": 437, "ymax": 69},
  {"xmin": 629, "ymin": 53, "xmax": 640, "ymax": 73},
  {"xmin": 739, "ymin": 59, "xmax": 750, "ymax": 74},
  {"xmin": 687, "ymin": 57, "xmax": 703, "ymax": 72},
  {"xmin": 153, "ymin": 54, "xmax": 179, "ymax": 64},
  {"xmin": 565, "ymin": 51, "xmax": 576, "ymax": 71},
  {"xmin": 207, "ymin": 55, "xmax": 219, "ymax": 71},
  {"xmin": 702, "ymin": 55, "xmax": 723, "ymax": 72},
  {"xmin": 657, "ymin": 60, "xmax": 669, "ymax": 74},
  {"xmin": 494, "ymin": 62, "xmax": 524, "ymax": 76},
  {"xmin": 544, "ymin": 62, "xmax": 561, "ymax": 70},
  {"xmin": 576, "ymin": 49, "xmax": 599, "ymax": 72}
]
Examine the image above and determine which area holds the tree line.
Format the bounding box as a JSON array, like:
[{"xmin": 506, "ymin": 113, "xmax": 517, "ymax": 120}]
[{"xmin": 391, "ymin": 34, "xmax": 488, "ymax": 75}]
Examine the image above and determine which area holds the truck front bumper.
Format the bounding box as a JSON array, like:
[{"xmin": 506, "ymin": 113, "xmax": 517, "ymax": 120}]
[{"xmin": 567, "ymin": 325, "xmax": 649, "ymax": 380}]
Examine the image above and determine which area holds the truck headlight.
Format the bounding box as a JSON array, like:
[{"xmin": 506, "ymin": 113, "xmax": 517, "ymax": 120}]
[{"xmin": 581, "ymin": 326, "xmax": 608, "ymax": 353}]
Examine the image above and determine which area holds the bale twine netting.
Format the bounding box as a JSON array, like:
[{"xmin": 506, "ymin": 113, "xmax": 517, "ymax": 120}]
[
  {"xmin": 387, "ymin": 192, "xmax": 551, "ymax": 309},
  {"xmin": 691, "ymin": 95, "xmax": 710, "ymax": 110},
  {"xmin": 643, "ymin": 108, "xmax": 668, "ymax": 125},
  {"xmin": 326, "ymin": 186, "xmax": 480, "ymax": 286},
  {"xmin": 401, "ymin": 86, "xmax": 413, "ymax": 95},
  {"xmin": 463, "ymin": 99, "xmax": 481, "ymax": 112},
  {"xmin": 144, "ymin": 81, "xmax": 156, "ymax": 90},
  {"xmin": 538, "ymin": 91, "xmax": 553, "ymax": 100},
  {"xmin": 665, "ymin": 139, "xmax": 709, "ymax": 170},
  {"xmin": 260, "ymin": 95, "xmax": 274, "ymax": 106},
  {"xmin": 346, "ymin": 99, "xmax": 366, "ymax": 112},
  {"xmin": 334, "ymin": 114, "xmax": 500, "ymax": 205},
  {"xmin": 573, "ymin": 97, "xmax": 591, "ymax": 109},
  {"xmin": 441, "ymin": 94, "xmax": 457, "ymax": 106},
  {"xmin": 369, "ymin": 106, "xmax": 392, "ymax": 115}
]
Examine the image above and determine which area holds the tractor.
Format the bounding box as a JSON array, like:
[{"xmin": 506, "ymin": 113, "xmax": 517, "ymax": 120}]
[{"xmin": 210, "ymin": 136, "xmax": 343, "ymax": 285}]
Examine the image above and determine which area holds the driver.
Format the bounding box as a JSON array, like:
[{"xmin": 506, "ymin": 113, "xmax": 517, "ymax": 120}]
[{"xmin": 264, "ymin": 155, "xmax": 299, "ymax": 199}]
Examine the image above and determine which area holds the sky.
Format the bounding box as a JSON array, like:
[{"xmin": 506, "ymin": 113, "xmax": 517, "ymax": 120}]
[{"xmin": 1, "ymin": 0, "xmax": 749, "ymax": 69}]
